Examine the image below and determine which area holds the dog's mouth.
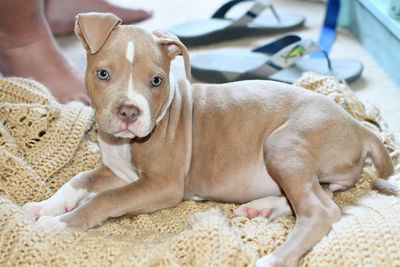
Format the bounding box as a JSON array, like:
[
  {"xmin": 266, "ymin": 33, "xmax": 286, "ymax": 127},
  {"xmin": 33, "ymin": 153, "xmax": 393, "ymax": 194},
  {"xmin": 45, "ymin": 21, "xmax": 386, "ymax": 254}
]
[
  {"xmin": 110, "ymin": 119, "xmax": 153, "ymax": 139},
  {"xmin": 113, "ymin": 128, "xmax": 136, "ymax": 139},
  {"xmin": 96, "ymin": 105, "xmax": 153, "ymax": 139}
]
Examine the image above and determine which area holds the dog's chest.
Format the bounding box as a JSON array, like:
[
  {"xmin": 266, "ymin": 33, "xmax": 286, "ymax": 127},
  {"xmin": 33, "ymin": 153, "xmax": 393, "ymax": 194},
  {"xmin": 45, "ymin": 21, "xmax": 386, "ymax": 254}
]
[{"xmin": 98, "ymin": 136, "xmax": 139, "ymax": 183}]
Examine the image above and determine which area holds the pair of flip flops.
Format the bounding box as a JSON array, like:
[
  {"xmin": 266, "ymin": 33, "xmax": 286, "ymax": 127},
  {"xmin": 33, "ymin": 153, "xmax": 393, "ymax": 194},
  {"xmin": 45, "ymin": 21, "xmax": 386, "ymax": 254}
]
[{"xmin": 169, "ymin": 0, "xmax": 363, "ymax": 83}]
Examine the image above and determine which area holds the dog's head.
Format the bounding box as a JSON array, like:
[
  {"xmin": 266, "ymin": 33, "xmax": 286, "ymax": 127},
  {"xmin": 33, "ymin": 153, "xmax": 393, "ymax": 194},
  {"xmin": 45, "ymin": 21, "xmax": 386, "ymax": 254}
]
[{"xmin": 75, "ymin": 12, "xmax": 190, "ymax": 139}]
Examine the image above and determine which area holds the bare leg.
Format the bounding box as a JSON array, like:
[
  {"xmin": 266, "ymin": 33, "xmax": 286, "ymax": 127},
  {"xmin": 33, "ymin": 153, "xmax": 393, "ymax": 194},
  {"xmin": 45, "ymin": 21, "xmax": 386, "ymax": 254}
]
[
  {"xmin": 45, "ymin": 0, "xmax": 153, "ymax": 35},
  {"xmin": 0, "ymin": 0, "xmax": 90, "ymax": 104}
]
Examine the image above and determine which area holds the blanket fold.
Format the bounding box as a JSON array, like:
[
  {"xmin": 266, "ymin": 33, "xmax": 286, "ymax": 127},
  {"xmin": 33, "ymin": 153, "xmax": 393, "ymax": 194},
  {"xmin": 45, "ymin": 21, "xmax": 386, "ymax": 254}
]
[{"xmin": 0, "ymin": 73, "xmax": 399, "ymax": 266}]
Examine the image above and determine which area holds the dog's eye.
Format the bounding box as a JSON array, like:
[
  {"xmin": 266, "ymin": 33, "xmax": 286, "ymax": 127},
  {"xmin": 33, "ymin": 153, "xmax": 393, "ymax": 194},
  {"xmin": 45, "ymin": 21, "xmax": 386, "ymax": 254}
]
[
  {"xmin": 97, "ymin": 69, "xmax": 110, "ymax": 80},
  {"xmin": 151, "ymin": 76, "xmax": 163, "ymax": 87}
]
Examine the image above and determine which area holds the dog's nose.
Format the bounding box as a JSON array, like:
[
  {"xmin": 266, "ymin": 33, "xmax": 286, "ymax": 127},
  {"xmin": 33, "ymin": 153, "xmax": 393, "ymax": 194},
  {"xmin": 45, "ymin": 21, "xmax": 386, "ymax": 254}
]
[{"xmin": 118, "ymin": 104, "xmax": 140, "ymax": 123}]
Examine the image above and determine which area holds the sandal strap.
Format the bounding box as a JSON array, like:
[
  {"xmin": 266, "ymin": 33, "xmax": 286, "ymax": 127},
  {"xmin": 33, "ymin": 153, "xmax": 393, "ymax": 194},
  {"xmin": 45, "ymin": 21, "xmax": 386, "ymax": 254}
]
[
  {"xmin": 247, "ymin": 35, "xmax": 332, "ymax": 78},
  {"xmin": 311, "ymin": 0, "xmax": 340, "ymax": 58},
  {"xmin": 212, "ymin": 0, "xmax": 281, "ymax": 27},
  {"xmin": 253, "ymin": 35, "xmax": 301, "ymax": 54},
  {"xmin": 212, "ymin": 0, "xmax": 252, "ymax": 19}
]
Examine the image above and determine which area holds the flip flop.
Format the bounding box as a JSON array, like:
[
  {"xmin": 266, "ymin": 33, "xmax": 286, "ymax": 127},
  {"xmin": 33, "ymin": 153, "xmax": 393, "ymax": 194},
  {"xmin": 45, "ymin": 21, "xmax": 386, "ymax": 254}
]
[
  {"xmin": 168, "ymin": 0, "xmax": 305, "ymax": 46},
  {"xmin": 191, "ymin": 34, "xmax": 363, "ymax": 83}
]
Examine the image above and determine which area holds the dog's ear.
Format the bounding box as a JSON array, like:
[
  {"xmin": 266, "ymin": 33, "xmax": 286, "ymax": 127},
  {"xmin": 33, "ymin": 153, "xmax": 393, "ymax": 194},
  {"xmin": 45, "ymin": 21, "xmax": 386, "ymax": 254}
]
[
  {"xmin": 75, "ymin": 12, "xmax": 122, "ymax": 54},
  {"xmin": 153, "ymin": 30, "xmax": 191, "ymax": 79}
]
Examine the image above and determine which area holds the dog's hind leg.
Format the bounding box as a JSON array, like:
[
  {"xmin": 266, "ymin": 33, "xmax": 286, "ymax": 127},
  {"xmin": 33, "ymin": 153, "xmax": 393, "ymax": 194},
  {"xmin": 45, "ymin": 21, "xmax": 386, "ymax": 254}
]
[{"xmin": 256, "ymin": 140, "xmax": 341, "ymax": 267}]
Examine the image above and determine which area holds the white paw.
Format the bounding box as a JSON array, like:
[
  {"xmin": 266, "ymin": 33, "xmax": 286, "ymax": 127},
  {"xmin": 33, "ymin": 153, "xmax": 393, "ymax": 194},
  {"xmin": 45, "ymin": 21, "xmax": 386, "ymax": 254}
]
[
  {"xmin": 256, "ymin": 253, "xmax": 297, "ymax": 267},
  {"xmin": 234, "ymin": 196, "xmax": 292, "ymax": 220},
  {"xmin": 23, "ymin": 202, "xmax": 45, "ymax": 219},
  {"xmin": 37, "ymin": 216, "xmax": 67, "ymax": 230},
  {"xmin": 23, "ymin": 199, "xmax": 70, "ymax": 219},
  {"xmin": 256, "ymin": 254, "xmax": 281, "ymax": 267},
  {"xmin": 234, "ymin": 205, "xmax": 271, "ymax": 219}
]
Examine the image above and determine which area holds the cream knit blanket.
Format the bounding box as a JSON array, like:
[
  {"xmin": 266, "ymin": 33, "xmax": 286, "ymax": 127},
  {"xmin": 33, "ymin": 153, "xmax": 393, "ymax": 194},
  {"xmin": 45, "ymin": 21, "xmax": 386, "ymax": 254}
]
[{"xmin": 0, "ymin": 73, "xmax": 399, "ymax": 266}]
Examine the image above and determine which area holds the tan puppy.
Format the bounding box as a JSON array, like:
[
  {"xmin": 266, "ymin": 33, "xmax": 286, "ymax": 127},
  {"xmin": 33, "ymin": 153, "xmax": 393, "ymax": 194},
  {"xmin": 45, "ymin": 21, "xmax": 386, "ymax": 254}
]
[{"xmin": 24, "ymin": 12, "xmax": 395, "ymax": 267}]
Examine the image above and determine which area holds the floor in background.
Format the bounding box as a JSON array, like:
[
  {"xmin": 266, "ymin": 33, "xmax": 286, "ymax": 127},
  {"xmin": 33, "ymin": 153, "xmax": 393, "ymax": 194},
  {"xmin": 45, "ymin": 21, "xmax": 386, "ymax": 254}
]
[{"xmin": 57, "ymin": 0, "xmax": 400, "ymax": 142}]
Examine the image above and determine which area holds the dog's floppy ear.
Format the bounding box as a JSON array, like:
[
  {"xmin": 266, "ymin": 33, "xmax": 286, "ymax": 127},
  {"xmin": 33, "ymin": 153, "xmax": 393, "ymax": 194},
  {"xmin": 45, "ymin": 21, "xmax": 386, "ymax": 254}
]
[
  {"xmin": 153, "ymin": 30, "xmax": 191, "ymax": 79},
  {"xmin": 75, "ymin": 12, "xmax": 122, "ymax": 54}
]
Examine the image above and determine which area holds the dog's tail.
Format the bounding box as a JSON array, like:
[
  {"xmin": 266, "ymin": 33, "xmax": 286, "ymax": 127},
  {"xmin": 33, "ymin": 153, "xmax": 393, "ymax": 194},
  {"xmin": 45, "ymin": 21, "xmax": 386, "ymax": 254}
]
[
  {"xmin": 368, "ymin": 133, "xmax": 393, "ymax": 179},
  {"xmin": 372, "ymin": 178, "xmax": 400, "ymax": 197},
  {"xmin": 367, "ymin": 132, "xmax": 399, "ymax": 197}
]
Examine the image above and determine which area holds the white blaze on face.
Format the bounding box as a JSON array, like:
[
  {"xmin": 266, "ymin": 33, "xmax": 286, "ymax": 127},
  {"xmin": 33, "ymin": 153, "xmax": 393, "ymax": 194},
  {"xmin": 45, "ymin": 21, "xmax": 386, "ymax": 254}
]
[
  {"xmin": 125, "ymin": 74, "xmax": 152, "ymax": 137},
  {"xmin": 126, "ymin": 41, "xmax": 134, "ymax": 63},
  {"xmin": 114, "ymin": 40, "xmax": 152, "ymax": 138}
]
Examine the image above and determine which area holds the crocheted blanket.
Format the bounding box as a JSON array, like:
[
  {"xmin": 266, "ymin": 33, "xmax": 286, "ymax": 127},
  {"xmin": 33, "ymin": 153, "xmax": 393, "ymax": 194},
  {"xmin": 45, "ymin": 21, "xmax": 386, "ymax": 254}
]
[{"xmin": 1, "ymin": 74, "xmax": 399, "ymax": 266}]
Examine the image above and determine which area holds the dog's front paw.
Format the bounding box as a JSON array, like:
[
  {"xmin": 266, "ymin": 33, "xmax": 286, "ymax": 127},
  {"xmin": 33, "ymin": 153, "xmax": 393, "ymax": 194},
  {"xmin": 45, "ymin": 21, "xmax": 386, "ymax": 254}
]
[
  {"xmin": 36, "ymin": 216, "xmax": 67, "ymax": 230},
  {"xmin": 23, "ymin": 199, "xmax": 71, "ymax": 219},
  {"xmin": 23, "ymin": 202, "xmax": 45, "ymax": 219}
]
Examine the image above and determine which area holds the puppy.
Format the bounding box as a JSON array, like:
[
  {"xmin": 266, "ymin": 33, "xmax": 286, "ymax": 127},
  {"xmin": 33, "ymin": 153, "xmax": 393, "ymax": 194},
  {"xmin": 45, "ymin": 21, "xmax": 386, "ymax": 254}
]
[{"xmin": 24, "ymin": 12, "xmax": 394, "ymax": 267}]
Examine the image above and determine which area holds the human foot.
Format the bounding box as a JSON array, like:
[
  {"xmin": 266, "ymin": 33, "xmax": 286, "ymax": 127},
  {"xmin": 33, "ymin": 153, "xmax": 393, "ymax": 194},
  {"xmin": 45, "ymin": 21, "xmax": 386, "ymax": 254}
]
[
  {"xmin": 45, "ymin": 0, "xmax": 153, "ymax": 35},
  {"xmin": 0, "ymin": 34, "xmax": 90, "ymax": 104},
  {"xmin": 0, "ymin": 0, "xmax": 89, "ymax": 104}
]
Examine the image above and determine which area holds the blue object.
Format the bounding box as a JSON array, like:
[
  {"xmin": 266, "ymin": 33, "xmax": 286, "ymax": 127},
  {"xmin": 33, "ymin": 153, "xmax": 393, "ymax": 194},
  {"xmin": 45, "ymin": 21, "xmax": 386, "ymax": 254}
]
[{"xmin": 311, "ymin": 0, "xmax": 340, "ymax": 58}]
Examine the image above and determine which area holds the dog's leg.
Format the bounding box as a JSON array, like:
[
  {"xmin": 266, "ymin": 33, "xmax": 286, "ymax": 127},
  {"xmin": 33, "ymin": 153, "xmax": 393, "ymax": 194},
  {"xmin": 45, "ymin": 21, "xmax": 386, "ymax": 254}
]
[
  {"xmin": 23, "ymin": 165, "xmax": 126, "ymax": 219},
  {"xmin": 36, "ymin": 175, "xmax": 183, "ymax": 230},
  {"xmin": 256, "ymin": 178, "xmax": 340, "ymax": 267},
  {"xmin": 256, "ymin": 144, "xmax": 341, "ymax": 267},
  {"xmin": 233, "ymin": 196, "xmax": 292, "ymax": 219},
  {"xmin": 233, "ymin": 188, "xmax": 333, "ymax": 220}
]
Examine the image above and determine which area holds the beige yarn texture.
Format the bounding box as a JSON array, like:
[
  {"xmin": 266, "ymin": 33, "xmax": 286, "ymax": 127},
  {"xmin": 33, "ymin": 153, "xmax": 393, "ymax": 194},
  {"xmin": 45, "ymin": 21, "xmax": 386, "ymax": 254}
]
[{"xmin": 0, "ymin": 73, "xmax": 399, "ymax": 266}]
